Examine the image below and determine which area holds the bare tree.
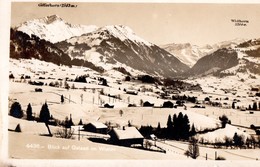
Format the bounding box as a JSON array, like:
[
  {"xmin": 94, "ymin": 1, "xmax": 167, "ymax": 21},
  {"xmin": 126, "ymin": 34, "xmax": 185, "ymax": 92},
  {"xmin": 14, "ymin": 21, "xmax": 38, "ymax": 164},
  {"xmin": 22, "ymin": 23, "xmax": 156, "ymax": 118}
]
[
  {"xmin": 145, "ymin": 140, "xmax": 152, "ymax": 149},
  {"xmin": 185, "ymin": 137, "xmax": 200, "ymax": 159},
  {"xmin": 56, "ymin": 127, "xmax": 74, "ymax": 139}
]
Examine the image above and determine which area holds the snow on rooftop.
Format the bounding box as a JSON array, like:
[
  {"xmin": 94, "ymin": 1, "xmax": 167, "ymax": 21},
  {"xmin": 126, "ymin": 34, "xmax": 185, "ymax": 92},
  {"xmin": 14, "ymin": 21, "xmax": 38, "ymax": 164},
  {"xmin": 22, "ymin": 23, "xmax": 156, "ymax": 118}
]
[
  {"xmin": 90, "ymin": 122, "xmax": 107, "ymax": 129},
  {"xmin": 112, "ymin": 127, "xmax": 143, "ymax": 140}
]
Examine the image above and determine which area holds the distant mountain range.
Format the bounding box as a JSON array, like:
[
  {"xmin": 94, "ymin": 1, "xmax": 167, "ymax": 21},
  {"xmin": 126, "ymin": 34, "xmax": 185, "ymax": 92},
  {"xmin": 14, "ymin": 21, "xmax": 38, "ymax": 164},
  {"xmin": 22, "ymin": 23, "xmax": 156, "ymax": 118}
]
[
  {"xmin": 14, "ymin": 15, "xmax": 189, "ymax": 77},
  {"xmin": 11, "ymin": 15, "xmax": 260, "ymax": 78},
  {"xmin": 161, "ymin": 43, "xmax": 213, "ymax": 68},
  {"xmin": 161, "ymin": 38, "xmax": 247, "ymax": 68}
]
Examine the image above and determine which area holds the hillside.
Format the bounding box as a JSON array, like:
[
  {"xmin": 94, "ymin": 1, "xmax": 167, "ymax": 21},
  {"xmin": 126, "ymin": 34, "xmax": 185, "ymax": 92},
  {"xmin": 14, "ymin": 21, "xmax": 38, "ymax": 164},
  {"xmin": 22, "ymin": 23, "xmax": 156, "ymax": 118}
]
[
  {"xmin": 14, "ymin": 15, "xmax": 189, "ymax": 78},
  {"xmin": 7, "ymin": 58, "xmax": 260, "ymax": 162},
  {"xmin": 10, "ymin": 28, "xmax": 104, "ymax": 73},
  {"xmin": 187, "ymin": 48, "xmax": 239, "ymax": 76},
  {"xmin": 56, "ymin": 25, "xmax": 189, "ymax": 77}
]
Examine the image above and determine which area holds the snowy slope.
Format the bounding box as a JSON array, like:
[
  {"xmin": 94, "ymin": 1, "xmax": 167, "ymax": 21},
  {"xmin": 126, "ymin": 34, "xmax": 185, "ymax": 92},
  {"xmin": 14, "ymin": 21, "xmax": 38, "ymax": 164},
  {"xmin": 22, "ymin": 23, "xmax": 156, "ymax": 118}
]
[
  {"xmin": 7, "ymin": 58, "xmax": 260, "ymax": 162},
  {"xmin": 56, "ymin": 25, "xmax": 189, "ymax": 77},
  {"xmin": 102, "ymin": 25, "xmax": 152, "ymax": 46},
  {"xmin": 16, "ymin": 15, "xmax": 98, "ymax": 43},
  {"xmin": 220, "ymin": 39, "xmax": 260, "ymax": 75}
]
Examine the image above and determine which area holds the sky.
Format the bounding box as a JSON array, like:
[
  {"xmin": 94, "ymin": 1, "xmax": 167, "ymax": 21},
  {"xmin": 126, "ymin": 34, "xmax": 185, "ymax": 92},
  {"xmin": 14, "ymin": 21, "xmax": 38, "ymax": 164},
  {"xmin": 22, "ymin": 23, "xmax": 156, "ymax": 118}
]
[{"xmin": 11, "ymin": 2, "xmax": 260, "ymax": 46}]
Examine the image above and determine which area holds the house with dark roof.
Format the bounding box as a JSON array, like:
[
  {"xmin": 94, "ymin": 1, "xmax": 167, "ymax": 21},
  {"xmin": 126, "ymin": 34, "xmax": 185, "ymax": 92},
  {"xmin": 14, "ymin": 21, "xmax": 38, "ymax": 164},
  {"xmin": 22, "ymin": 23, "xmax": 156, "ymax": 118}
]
[
  {"xmin": 108, "ymin": 127, "xmax": 144, "ymax": 147},
  {"xmin": 83, "ymin": 122, "xmax": 108, "ymax": 134}
]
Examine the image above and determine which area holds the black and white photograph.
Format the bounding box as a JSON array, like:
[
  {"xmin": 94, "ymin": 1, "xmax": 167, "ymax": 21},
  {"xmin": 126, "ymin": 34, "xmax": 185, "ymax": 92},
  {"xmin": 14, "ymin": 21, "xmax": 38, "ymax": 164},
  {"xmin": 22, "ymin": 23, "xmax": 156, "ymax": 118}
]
[{"xmin": 1, "ymin": 0, "xmax": 260, "ymax": 166}]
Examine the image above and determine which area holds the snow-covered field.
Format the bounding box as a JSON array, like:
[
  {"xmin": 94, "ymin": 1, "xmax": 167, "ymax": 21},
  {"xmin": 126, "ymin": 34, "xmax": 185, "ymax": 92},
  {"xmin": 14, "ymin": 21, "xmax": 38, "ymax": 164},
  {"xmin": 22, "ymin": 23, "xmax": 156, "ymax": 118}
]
[{"xmin": 6, "ymin": 58, "xmax": 260, "ymax": 163}]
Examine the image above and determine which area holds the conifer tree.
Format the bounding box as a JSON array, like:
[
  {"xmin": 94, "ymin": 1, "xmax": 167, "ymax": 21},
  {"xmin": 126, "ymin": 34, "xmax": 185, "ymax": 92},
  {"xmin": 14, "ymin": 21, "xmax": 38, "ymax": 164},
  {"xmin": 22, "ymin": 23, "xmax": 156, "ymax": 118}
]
[
  {"xmin": 176, "ymin": 112, "xmax": 184, "ymax": 140},
  {"xmin": 78, "ymin": 119, "xmax": 83, "ymax": 125},
  {"xmin": 39, "ymin": 102, "xmax": 50, "ymax": 123},
  {"xmin": 15, "ymin": 124, "xmax": 22, "ymax": 132},
  {"xmin": 157, "ymin": 122, "xmax": 161, "ymax": 130},
  {"xmin": 10, "ymin": 102, "xmax": 23, "ymax": 118},
  {"xmin": 182, "ymin": 114, "xmax": 190, "ymax": 139},
  {"xmin": 167, "ymin": 115, "xmax": 172, "ymax": 128},
  {"xmin": 69, "ymin": 115, "xmax": 74, "ymax": 127},
  {"xmin": 190, "ymin": 123, "xmax": 196, "ymax": 136},
  {"xmin": 26, "ymin": 103, "xmax": 33, "ymax": 120},
  {"xmin": 61, "ymin": 95, "xmax": 64, "ymax": 103},
  {"xmin": 253, "ymin": 102, "xmax": 257, "ymax": 111},
  {"xmin": 167, "ymin": 115, "xmax": 173, "ymax": 138}
]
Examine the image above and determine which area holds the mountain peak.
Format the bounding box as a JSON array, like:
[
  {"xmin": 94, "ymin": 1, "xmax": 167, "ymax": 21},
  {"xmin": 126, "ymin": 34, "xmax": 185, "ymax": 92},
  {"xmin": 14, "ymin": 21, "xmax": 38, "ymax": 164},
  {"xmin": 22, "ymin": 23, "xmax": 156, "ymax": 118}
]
[
  {"xmin": 16, "ymin": 15, "xmax": 98, "ymax": 43},
  {"xmin": 44, "ymin": 15, "xmax": 62, "ymax": 24},
  {"xmin": 29, "ymin": 14, "xmax": 63, "ymax": 25},
  {"xmin": 100, "ymin": 25, "xmax": 152, "ymax": 46}
]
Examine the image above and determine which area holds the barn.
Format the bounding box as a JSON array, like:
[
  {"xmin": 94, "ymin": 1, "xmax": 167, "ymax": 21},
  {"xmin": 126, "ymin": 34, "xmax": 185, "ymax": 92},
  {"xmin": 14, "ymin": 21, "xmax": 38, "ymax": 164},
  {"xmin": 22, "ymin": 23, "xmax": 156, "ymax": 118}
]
[
  {"xmin": 162, "ymin": 101, "xmax": 174, "ymax": 108},
  {"xmin": 126, "ymin": 89, "xmax": 138, "ymax": 95},
  {"xmin": 83, "ymin": 122, "xmax": 108, "ymax": 134},
  {"xmin": 143, "ymin": 101, "xmax": 154, "ymax": 107},
  {"xmin": 108, "ymin": 127, "xmax": 144, "ymax": 147}
]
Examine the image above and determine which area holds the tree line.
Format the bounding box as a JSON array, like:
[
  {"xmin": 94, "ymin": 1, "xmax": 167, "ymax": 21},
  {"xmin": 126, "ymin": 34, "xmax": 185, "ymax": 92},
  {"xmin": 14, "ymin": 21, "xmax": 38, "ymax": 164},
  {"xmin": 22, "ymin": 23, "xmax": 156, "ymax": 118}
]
[
  {"xmin": 139, "ymin": 112, "xmax": 196, "ymax": 141},
  {"xmin": 10, "ymin": 28, "xmax": 104, "ymax": 73}
]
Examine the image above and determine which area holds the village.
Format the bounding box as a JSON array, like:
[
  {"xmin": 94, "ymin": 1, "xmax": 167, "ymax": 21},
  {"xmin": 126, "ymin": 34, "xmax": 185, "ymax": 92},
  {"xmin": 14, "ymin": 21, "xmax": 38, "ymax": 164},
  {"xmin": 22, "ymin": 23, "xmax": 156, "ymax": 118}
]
[{"xmin": 8, "ymin": 58, "xmax": 260, "ymax": 160}]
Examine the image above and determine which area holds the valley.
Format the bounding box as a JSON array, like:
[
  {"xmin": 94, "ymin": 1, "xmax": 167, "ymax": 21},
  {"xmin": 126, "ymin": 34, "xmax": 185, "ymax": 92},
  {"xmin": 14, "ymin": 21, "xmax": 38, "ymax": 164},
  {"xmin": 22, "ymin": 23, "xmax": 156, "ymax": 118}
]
[
  {"xmin": 5, "ymin": 13, "xmax": 260, "ymax": 165},
  {"xmin": 8, "ymin": 58, "xmax": 260, "ymax": 161}
]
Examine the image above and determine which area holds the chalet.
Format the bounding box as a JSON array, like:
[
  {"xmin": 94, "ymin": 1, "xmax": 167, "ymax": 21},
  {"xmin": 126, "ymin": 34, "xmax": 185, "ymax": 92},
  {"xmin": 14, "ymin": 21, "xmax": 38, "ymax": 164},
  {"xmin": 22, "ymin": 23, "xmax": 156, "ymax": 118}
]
[
  {"xmin": 108, "ymin": 127, "xmax": 144, "ymax": 147},
  {"xmin": 162, "ymin": 101, "xmax": 174, "ymax": 108},
  {"xmin": 126, "ymin": 89, "xmax": 138, "ymax": 95},
  {"xmin": 143, "ymin": 101, "xmax": 154, "ymax": 107},
  {"xmin": 251, "ymin": 87, "xmax": 259, "ymax": 92},
  {"xmin": 29, "ymin": 81, "xmax": 44, "ymax": 86},
  {"xmin": 35, "ymin": 88, "xmax": 43, "ymax": 92},
  {"xmin": 104, "ymin": 103, "xmax": 114, "ymax": 108},
  {"xmin": 164, "ymin": 88, "xmax": 180, "ymax": 95},
  {"xmin": 83, "ymin": 122, "xmax": 108, "ymax": 134}
]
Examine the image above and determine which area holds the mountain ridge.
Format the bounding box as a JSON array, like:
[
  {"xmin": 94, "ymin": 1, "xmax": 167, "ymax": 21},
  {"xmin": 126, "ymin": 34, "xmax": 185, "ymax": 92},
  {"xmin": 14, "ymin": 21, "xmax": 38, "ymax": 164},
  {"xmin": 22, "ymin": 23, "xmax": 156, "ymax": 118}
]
[
  {"xmin": 56, "ymin": 24, "xmax": 189, "ymax": 77},
  {"xmin": 15, "ymin": 14, "xmax": 98, "ymax": 43},
  {"xmin": 12, "ymin": 15, "xmax": 259, "ymax": 79},
  {"xmin": 161, "ymin": 38, "xmax": 248, "ymax": 68}
]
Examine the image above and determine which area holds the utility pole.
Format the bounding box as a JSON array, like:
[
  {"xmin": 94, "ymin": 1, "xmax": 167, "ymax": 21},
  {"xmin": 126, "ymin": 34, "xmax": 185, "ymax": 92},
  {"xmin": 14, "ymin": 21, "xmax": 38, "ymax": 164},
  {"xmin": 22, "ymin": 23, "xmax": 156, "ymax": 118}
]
[
  {"xmin": 78, "ymin": 126, "xmax": 80, "ymax": 141},
  {"xmin": 80, "ymin": 94, "xmax": 83, "ymax": 104}
]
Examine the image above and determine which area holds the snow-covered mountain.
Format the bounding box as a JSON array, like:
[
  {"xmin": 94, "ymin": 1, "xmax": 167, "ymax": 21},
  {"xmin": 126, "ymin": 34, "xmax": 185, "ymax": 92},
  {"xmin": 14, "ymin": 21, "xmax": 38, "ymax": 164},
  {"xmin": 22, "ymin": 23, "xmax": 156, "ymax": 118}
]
[
  {"xmin": 211, "ymin": 38, "xmax": 247, "ymax": 50},
  {"xmin": 15, "ymin": 15, "xmax": 98, "ymax": 43},
  {"xmin": 14, "ymin": 15, "xmax": 189, "ymax": 77},
  {"xmin": 10, "ymin": 28, "xmax": 105, "ymax": 73},
  {"xmin": 13, "ymin": 15, "xmax": 258, "ymax": 79},
  {"xmin": 221, "ymin": 38, "xmax": 260, "ymax": 75},
  {"xmin": 161, "ymin": 43, "xmax": 211, "ymax": 67},
  {"xmin": 161, "ymin": 39, "xmax": 247, "ymax": 68},
  {"xmin": 56, "ymin": 25, "xmax": 189, "ymax": 77},
  {"xmin": 186, "ymin": 39, "xmax": 260, "ymax": 77}
]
